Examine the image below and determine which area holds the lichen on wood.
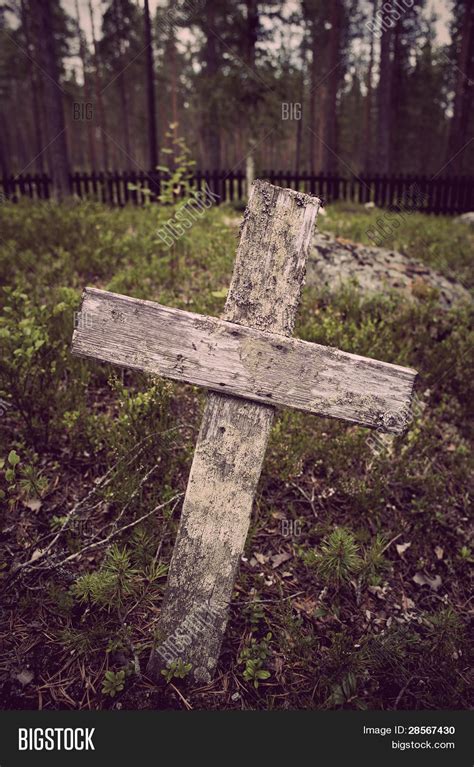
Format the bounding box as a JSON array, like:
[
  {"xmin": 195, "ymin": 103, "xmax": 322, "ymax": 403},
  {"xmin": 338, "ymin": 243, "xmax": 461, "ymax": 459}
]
[{"xmin": 147, "ymin": 181, "xmax": 321, "ymax": 683}]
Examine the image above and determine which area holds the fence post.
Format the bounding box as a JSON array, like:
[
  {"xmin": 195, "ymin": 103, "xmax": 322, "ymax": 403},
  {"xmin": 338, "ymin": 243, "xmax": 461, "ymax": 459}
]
[
  {"xmin": 237, "ymin": 170, "xmax": 243, "ymax": 200},
  {"xmin": 121, "ymin": 171, "xmax": 129, "ymax": 205},
  {"xmin": 211, "ymin": 169, "xmax": 220, "ymax": 203}
]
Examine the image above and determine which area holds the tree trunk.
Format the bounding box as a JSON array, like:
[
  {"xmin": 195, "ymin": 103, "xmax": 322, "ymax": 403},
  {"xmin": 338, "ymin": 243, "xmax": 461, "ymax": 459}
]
[
  {"xmin": 36, "ymin": 0, "xmax": 70, "ymax": 198},
  {"xmin": 244, "ymin": 0, "xmax": 259, "ymax": 185},
  {"xmin": 377, "ymin": 23, "xmax": 392, "ymax": 174},
  {"xmin": 165, "ymin": 21, "xmax": 179, "ymax": 137},
  {"xmin": 245, "ymin": 0, "xmax": 258, "ymax": 66},
  {"xmin": 0, "ymin": 108, "xmax": 9, "ymax": 178},
  {"xmin": 202, "ymin": 2, "xmax": 221, "ymax": 182},
  {"xmin": 114, "ymin": 1, "xmax": 131, "ymax": 167},
  {"xmin": 22, "ymin": 0, "xmax": 45, "ymax": 173},
  {"xmin": 447, "ymin": 0, "xmax": 474, "ymax": 173},
  {"xmin": 75, "ymin": 0, "xmax": 96, "ymax": 171},
  {"xmin": 390, "ymin": 14, "xmax": 405, "ymax": 172},
  {"xmin": 364, "ymin": 0, "xmax": 377, "ymax": 174},
  {"xmin": 245, "ymin": 143, "xmax": 256, "ymax": 195},
  {"xmin": 309, "ymin": 20, "xmax": 318, "ymax": 174},
  {"xmin": 144, "ymin": 0, "xmax": 158, "ymax": 169},
  {"xmin": 88, "ymin": 0, "xmax": 109, "ymax": 170},
  {"xmin": 295, "ymin": 25, "xmax": 307, "ymax": 173},
  {"xmin": 321, "ymin": 0, "xmax": 342, "ymax": 173},
  {"xmin": 117, "ymin": 70, "xmax": 131, "ymax": 164}
]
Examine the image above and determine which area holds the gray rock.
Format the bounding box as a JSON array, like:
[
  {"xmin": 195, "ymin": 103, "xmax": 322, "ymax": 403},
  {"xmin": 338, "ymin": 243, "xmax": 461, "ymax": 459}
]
[
  {"xmin": 455, "ymin": 212, "xmax": 474, "ymax": 227},
  {"xmin": 307, "ymin": 231, "xmax": 471, "ymax": 310}
]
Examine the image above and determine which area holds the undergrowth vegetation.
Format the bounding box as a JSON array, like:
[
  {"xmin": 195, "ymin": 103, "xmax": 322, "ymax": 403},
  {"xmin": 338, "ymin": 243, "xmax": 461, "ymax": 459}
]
[{"xmin": 0, "ymin": 198, "xmax": 472, "ymax": 710}]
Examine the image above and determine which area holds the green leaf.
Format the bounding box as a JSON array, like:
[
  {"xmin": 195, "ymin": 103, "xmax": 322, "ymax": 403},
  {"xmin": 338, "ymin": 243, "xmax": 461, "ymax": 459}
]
[{"xmin": 8, "ymin": 450, "xmax": 20, "ymax": 467}]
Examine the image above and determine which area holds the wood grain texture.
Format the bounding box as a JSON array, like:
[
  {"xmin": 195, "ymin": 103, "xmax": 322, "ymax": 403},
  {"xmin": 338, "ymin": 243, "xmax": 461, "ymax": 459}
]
[
  {"xmin": 148, "ymin": 392, "xmax": 275, "ymax": 684},
  {"xmin": 146, "ymin": 181, "xmax": 321, "ymax": 683},
  {"xmin": 72, "ymin": 287, "xmax": 416, "ymax": 434},
  {"xmin": 222, "ymin": 181, "xmax": 320, "ymax": 334}
]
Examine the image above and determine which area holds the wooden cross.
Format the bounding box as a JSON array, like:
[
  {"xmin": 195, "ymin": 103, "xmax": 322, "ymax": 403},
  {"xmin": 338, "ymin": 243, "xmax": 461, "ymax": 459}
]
[{"xmin": 71, "ymin": 181, "xmax": 417, "ymax": 685}]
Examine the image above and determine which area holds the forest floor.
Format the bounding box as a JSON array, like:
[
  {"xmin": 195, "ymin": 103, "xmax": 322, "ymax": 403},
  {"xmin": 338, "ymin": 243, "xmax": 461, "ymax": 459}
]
[{"xmin": 0, "ymin": 199, "xmax": 472, "ymax": 710}]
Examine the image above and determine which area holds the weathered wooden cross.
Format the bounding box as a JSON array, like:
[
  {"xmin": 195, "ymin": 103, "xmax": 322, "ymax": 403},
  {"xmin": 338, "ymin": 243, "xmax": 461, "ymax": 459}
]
[{"xmin": 71, "ymin": 181, "xmax": 417, "ymax": 685}]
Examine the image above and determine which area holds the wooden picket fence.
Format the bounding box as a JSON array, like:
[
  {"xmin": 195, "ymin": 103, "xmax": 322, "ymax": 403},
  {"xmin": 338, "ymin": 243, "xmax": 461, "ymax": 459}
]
[{"xmin": 1, "ymin": 169, "xmax": 473, "ymax": 214}]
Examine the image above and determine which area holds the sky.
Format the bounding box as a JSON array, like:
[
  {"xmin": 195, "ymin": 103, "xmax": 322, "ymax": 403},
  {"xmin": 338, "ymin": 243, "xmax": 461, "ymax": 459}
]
[
  {"xmin": 429, "ymin": 0, "xmax": 453, "ymax": 45},
  {"xmin": 62, "ymin": 0, "xmax": 454, "ymax": 47}
]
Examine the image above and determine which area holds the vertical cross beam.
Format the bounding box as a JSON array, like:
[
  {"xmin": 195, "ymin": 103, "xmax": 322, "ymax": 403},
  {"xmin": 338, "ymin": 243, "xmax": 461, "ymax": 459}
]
[{"xmin": 147, "ymin": 181, "xmax": 320, "ymax": 684}]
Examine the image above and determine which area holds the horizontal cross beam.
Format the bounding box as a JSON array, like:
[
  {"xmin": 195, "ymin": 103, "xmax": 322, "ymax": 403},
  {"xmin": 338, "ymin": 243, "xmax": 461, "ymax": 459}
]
[{"xmin": 72, "ymin": 287, "xmax": 416, "ymax": 434}]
